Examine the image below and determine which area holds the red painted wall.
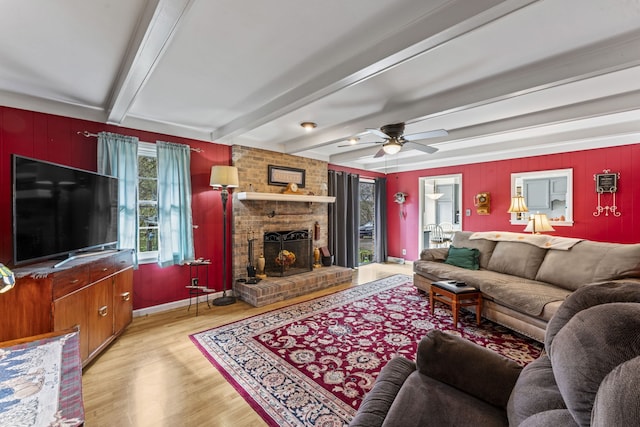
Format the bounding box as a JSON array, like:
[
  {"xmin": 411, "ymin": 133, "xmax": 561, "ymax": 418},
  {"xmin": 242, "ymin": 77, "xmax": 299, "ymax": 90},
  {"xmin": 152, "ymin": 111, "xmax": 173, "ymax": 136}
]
[
  {"xmin": 387, "ymin": 144, "xmax": 640, "ymax": 260},
  {"xmin": 0, "ymin": 106, "xmax": 232, "ymax": 310},
  {"xmin": 3, "ymin": 106, "xmax": 639, "ymax": 310}
]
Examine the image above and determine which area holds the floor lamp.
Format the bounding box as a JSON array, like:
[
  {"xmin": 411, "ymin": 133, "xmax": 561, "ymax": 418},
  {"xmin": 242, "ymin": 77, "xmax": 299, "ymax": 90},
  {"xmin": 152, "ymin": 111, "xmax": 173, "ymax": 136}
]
[{"xmin": 210, "ymin": 165, "xmax": 239, "ymax": 306}]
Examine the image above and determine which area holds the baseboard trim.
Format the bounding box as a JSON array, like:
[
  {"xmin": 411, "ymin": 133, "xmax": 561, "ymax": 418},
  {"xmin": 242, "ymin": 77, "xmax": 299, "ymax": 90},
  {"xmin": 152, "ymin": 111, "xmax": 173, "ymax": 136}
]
[{"xmin": 133, "ymin": 291, "xmax": 225, "ymax": 317}]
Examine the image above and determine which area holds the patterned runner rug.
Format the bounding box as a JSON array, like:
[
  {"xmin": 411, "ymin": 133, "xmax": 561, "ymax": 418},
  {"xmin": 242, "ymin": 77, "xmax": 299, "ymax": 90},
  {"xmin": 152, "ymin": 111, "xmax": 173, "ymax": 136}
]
[{"xmin": 190, "ymin": 274, "xmax": 542, "ymax": 426}]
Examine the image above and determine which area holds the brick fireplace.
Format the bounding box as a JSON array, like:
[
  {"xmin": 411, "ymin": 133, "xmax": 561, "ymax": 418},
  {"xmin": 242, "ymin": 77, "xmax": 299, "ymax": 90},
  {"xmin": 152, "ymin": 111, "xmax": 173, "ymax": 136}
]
[{"xmin": 230, "ymin": 145, "xmax": 352, "ymax": 306}]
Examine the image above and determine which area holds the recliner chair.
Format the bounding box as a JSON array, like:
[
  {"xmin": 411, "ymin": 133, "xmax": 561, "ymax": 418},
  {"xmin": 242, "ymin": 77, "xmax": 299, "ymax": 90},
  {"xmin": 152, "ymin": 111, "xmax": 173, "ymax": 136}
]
[{"xmin": 349, "ymin": 282, "xmax": 640, "ymax": 426}]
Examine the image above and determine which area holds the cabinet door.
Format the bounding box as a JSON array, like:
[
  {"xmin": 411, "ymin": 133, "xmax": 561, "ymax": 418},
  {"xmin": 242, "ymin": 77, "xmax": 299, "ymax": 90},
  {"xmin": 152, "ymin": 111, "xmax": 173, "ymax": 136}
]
[
  {"xmin": 87, "ymin": 277, "xmax": 114, "ymax": 358},
  {"xmin": 524, "ymin": 178, "xmax": 550, "ymax": 209},
  {"xmin": 114, "ymin": 268, "xmax": 134, "ymax": 334},
  {"xmin": 54, "ymin": 290, "xmax": 89, "ymax": 362}
]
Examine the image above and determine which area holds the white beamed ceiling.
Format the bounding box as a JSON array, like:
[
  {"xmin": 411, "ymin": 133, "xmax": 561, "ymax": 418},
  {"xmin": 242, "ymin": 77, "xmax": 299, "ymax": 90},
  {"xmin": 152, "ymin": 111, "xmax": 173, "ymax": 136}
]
[{"xmin": 1, "ymin": 0, "xmax": 639, "ymax": 172}]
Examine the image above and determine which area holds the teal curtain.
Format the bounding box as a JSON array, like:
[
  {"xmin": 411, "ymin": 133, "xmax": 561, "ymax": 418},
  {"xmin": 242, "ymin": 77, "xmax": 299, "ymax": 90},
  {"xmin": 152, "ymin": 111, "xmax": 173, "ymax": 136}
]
[
  {"xmin": 156, "ymin": 141, "xmax": 195, "ymax": 267},
  {"xmin": 97, "ymin": 132, "xmax": 139, "ymax": 267}
]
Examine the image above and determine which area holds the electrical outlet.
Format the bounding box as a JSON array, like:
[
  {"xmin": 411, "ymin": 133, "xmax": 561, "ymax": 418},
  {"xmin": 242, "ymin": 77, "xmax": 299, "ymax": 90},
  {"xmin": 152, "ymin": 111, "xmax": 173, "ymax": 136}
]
[
  {"xmin": 191, "ymin": 278, "xmax": 199, "ymax": 286},
  {"xmin": 402, "ymin": 249, "xmax": 406, "ymax": 255}
]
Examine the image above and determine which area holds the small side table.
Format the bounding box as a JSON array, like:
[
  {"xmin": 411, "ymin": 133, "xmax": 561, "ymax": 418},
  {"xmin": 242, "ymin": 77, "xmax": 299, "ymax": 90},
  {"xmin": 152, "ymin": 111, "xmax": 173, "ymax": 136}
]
[
  {"xmin": 430, "ymin": 281, "xmax": 482, "ymax": 327},
  {"xmin": 184, "ymin": 260, "xmax": 212, "ymax": 316}
]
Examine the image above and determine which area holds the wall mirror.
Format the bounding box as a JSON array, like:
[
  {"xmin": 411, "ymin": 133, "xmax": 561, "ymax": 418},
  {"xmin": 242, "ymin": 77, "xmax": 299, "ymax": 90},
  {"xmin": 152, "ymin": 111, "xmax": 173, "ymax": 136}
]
[
  {"xmin": 419, "ymin": 174, "xmax": 462, "ymax": 251},
  {"xmin": 510, "ymin": 168, "xmax": 573, "ymax": 226}
]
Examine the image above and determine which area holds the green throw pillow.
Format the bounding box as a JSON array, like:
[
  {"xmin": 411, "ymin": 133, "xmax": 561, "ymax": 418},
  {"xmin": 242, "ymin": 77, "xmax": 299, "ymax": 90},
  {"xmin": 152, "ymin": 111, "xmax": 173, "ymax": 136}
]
[{"xmin": 444, "ymin": 246, "xmax": 480, "ymax": 270}]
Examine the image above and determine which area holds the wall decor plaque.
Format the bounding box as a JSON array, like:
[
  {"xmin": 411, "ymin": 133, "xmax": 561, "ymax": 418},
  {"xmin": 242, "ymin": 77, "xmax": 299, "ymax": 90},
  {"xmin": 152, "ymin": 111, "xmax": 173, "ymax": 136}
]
[{"xmin": 268, "ymin": 165, "xmax": 305, "ymax": 187}]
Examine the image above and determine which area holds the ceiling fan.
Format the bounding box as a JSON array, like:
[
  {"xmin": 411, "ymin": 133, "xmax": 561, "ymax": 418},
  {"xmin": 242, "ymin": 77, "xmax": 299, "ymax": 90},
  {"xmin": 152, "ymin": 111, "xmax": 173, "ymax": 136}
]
[{"xmin": 339, "ymin": 123, "xmax": 448, "ymax": 157}]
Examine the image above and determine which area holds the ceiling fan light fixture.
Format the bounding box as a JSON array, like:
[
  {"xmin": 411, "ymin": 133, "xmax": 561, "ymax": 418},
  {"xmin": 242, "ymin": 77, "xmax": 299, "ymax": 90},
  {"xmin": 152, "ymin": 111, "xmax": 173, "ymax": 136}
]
[
  {"xmin": 300, "ymin": 121, "xmax": 317, "ymax": 131},
  {"xmin": 382, "ymin": 141, "xmax": 402, "ymax": 155}
]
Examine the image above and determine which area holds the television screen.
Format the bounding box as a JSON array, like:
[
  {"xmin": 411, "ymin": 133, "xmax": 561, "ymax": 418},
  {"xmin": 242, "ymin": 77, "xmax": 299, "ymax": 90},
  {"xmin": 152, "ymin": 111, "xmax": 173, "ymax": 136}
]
[{"xmin": 12, "ymin": 155, "xmax": 119, "ymax": 265}]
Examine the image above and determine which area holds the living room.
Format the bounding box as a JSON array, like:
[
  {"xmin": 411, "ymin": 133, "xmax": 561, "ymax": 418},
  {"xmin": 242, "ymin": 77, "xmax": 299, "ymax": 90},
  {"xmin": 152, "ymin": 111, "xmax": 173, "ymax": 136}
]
[{"xmin": 1, "ymin": 1, "xmax": 640, "ymax": 426}]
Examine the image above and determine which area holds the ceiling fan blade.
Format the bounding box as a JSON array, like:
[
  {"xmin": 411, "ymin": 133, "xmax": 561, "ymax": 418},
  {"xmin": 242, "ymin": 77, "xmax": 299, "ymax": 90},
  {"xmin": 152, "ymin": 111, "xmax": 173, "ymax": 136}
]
[
  {"xmin": 337, "ymin": 141, "xmax": 382, "ymax": 148},
  {"xmin": 403, "ymin": 141, "xmax": 439, "ymax": 154},
  {"xmin": 366, "ymin": 128, "xmax": 390, "ymax": 139},
  {"xmin": 403, "ymin": 129, "xmax": 448, "ymax": 141},
  {"xmin": 373, "ymin": 147, "xmax": 386, "ymax": 158}
]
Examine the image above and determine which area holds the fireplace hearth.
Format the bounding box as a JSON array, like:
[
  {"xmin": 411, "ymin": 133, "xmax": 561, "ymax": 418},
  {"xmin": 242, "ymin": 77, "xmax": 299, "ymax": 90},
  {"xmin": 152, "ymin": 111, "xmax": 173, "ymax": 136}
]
[{"xmin": 264, "ymin": 229, "xmax": 312, "ymax": 277}]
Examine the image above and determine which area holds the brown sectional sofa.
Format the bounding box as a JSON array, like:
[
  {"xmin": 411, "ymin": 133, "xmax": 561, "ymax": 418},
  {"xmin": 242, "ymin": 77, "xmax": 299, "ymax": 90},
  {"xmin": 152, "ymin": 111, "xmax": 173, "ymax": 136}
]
[{"xmin": 413, "ymin": 231, "xmax": 640, "ymax": 341}]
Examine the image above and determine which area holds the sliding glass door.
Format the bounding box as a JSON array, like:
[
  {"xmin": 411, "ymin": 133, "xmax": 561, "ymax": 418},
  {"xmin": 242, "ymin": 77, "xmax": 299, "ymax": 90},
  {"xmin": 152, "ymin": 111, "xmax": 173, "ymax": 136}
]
[{"xmin": 359, "ymin": 179, "xmax": 375, "ymax": 265}]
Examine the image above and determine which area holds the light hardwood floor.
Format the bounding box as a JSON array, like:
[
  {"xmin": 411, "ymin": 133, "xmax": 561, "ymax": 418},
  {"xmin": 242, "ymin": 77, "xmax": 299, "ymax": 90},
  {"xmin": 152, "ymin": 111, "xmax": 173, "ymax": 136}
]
[{"xmin": 82, "ymin": 262, "xmax": 413, "ymax": 427}]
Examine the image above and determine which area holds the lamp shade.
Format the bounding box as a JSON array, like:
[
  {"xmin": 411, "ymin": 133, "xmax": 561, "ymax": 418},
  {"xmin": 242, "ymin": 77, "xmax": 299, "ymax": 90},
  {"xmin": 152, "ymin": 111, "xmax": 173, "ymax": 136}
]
[
  {"xmin": 507, "ymin": 196, "xmax": 528, "ymax": 213},
  {"xmin": 382, "ymin": 141, "xmax": 402, "ymax": 155},
  {"xmin": 210, "ymin": 166, "xmax": 239, "ymax": 188},
  {"xmin": 426, "ymin": 180, "xmax": 444, "ymax": 200},
  {"xmin": 0, "ymin": 263, "xmax": 16, "ymax": 294},
  {"xmin": 524, "ymin": 213, "xmax": 555, "ymax": 234}
]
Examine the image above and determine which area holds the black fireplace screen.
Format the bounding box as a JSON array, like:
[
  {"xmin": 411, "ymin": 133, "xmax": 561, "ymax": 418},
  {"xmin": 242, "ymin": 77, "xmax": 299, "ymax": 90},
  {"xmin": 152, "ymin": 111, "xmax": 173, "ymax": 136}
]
[{"xmin": 263, "ymin": 230, "xmax": 313, "ymax": 277}]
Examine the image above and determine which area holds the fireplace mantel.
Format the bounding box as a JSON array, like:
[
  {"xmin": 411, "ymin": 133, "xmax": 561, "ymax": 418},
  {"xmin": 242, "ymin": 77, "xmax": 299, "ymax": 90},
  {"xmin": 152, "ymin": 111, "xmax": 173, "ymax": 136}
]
[{"xmin": 236, "ymin": 192, "xmax": 335, "ymax": 203}]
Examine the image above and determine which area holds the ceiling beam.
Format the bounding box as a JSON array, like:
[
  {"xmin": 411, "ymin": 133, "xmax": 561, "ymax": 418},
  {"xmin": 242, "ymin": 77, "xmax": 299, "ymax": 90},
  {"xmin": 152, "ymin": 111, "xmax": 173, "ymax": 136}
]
[
  {"xmin": 328, "ymin": 92, "xmax": 640, "ymax": 164},
  {"xmin": 211, "ymin": 0, "xmax": 539, "ymax": 141},
  {"xmin": 287, "ymin": 30, "xmax": 640, "ymax": 154},
  {"xmin": 106, "ymin": 0, "xmax": 195, "ymax": 125},
  {"xmin": 361, "ymin": 124, "xmax": 640, "ymax": 173}
]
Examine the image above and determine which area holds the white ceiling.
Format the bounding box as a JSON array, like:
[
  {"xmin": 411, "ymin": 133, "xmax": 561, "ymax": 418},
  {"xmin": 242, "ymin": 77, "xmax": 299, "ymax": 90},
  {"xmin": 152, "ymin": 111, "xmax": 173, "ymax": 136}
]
[{"xmin": 1, "ymin": 0, "xmax": 639, "ymax": 172}]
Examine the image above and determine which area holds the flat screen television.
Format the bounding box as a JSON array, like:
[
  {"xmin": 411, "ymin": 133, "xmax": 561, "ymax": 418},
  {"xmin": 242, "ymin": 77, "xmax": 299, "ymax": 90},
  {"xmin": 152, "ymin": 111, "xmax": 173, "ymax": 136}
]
[{"xmin": 12, "ymin": 155, "xmax": 119, "ymax": 265}]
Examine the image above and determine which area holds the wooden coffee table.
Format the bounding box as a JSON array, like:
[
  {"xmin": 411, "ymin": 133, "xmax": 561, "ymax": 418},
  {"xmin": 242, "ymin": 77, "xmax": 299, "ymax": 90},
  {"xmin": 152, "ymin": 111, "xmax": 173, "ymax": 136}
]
[{"xmin": 430, "ymin": 281, "xmax": 482, "ymax": 327}]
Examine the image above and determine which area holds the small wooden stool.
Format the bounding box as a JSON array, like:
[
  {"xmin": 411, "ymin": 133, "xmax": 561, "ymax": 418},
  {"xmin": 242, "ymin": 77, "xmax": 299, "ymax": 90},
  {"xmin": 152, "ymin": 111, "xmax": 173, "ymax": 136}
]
[{"xmin": 430, "ymin": 281, "xmax": 482, "ymax": 327}]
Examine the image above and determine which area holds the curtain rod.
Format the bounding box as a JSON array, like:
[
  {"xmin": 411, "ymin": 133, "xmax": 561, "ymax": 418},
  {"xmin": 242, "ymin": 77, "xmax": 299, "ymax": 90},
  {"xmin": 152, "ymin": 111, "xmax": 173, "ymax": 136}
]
[{"xmin": 77, "ymin": 131, "xmax": 204, "ymax": 153}]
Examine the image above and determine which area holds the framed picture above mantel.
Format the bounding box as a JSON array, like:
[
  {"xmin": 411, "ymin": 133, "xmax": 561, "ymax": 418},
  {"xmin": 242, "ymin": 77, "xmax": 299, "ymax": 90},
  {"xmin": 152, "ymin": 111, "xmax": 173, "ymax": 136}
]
[{"xmin": 268, "ymin": 165, "xmax": 305, "ymax": 188}]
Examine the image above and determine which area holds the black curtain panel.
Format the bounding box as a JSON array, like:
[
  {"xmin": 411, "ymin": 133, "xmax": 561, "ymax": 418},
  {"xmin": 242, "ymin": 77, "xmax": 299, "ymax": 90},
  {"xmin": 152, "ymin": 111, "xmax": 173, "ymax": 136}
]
[
  {"xmin": 374, "ymin": 177, "xmax": 388, "ymax": 262},
  {"xmin": 328, "ymin": 170, "xmax": 359, "ymax": 268}
]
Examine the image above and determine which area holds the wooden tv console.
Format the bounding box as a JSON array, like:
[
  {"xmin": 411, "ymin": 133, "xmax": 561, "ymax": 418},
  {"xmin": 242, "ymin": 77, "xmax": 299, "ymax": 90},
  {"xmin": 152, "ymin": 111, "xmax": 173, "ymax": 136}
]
[{"xmin": 0, "ymin": 250, "xmax": 134, "ymax": 367}]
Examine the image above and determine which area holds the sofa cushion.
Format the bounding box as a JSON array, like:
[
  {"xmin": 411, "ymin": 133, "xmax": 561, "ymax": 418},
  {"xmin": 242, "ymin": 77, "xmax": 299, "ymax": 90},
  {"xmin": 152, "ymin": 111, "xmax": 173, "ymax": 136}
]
[
  {"xmin": 451, "ymin": 231, "xmax": 497, "ymax": 269},
  {"xmin": 507, "ymin": 355, "xmax": 567, "ymax": 426},
  {"xmin": 382, "ymin": 372, "xmax": 509, "ymax": 427},
  {"xmin": 481, "ymin": 281, "xmax": 570, "ymax": 316},
  {"xmin": 349, "ymin": 356, "xmax": 416, "ymax": 427},
  {"xmin": 591, "ymin": 356, "xmax": 640, "ymax": 427},
  {"xmin": 545, "ymin": 281, "xmax": 640, "ymax": 349},
  {"xmin": 518, "ymin": 410, "xmax": 578, "ymax": 427},
  {"xmin": 535, "ymin": 240, "xmax": 640, "ymax": 291},
  {"xmin": 549, "ymin": 303, "xmax": 640, "ymax": 427},
  {"xmin": 444, "ymin": 246, "xmax": 480, "ymax": 270},
  {"xmin": 418, "ymin": 330, "xmax": 522, "ymax": 408},
  {"xmin": 487, "ymin": 241, "xmax": 548, "ymax": 280}
]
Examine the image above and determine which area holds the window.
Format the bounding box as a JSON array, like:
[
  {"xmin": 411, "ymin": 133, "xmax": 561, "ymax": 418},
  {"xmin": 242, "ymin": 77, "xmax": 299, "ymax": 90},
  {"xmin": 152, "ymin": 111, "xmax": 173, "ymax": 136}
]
[
  {"xmin": 138, "ymin": 142, "xmax": 158, "ymax": 262},
  {"xmin": 510, "ymin": 168, "xmax": 573, "ymax": 226}
]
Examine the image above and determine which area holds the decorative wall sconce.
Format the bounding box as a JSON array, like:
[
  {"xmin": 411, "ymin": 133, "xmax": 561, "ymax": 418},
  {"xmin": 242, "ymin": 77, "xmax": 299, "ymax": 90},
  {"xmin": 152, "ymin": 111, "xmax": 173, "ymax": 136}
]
[
  {"xmin": 593, "ymin": 169, "xmax": 621, "ymax": 217},
  {"xmin": 394, "ymin": 192, "xmax": 407, "ymax": 219}
]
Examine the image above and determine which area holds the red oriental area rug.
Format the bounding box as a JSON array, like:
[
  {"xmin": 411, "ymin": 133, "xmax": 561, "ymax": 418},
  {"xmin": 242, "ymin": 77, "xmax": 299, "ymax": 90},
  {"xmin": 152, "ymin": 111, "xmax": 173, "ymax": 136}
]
[{"xmin": 190, "ymin": 274, "xmax": 542, "ymax": 427}]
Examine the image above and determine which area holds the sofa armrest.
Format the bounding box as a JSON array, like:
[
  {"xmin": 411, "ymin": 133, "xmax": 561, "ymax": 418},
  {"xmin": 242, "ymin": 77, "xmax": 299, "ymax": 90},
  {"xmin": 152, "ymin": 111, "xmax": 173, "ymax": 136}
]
[
  {"xmin": 416, "ymin": 329, "xmax": 522, "ymax": 408},
  {"xmin": 349, "ymin": 356, "xmax": 416, "ymax": 427},
  {"xmin": 419, "ymin": 247, "xmax": 449, "ymax": 261}
]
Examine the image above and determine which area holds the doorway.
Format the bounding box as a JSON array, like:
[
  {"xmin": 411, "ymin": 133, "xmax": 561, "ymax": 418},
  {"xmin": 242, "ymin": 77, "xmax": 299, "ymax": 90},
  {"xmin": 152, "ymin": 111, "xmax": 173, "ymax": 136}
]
[
  {"xmin": 419, "ymin": 174, "xmax": 463, "ymax": 252},
  {"xmin": 359, "ymin": 179, "xmax": 375, "ymax": 265}
]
